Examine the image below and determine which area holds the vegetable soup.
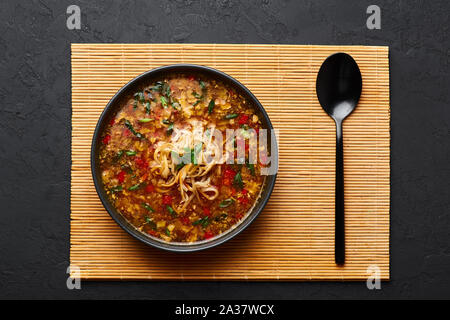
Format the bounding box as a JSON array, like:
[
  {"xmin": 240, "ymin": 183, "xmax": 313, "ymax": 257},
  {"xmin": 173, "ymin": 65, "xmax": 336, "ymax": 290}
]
[{"xmin": 98, "ymin": 74, "xmax": 267, "ymax": 242}]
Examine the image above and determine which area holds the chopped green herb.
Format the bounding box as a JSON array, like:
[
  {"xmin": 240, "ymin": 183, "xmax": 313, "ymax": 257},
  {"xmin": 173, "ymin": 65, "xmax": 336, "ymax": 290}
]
[
  {"xmin": 162, "ymin": 119, "xmax": 171, "ymax": 125},
  {"xmin": 190, "ymin": 143, "xmax": 202, "ymax": 165},
  {"xmin": 115, "ymin": 150, "xmax": 124, "ymax": 161},
  {"xmin": 167, "ymin": 205, "xmax": 176, "ymax": 217},
  {"xmin": 126, "ymin": 150, "xmax": 137, "ymax": 156},
  {"xmin": 215, "ymin": 213, "xmax": 228, "ymax": 221},
  {"xmin": 151, "ymin": 81, "xmax": 164, "ymax": 92},
  {"xmin": 208, "ymin": 99, "xmax": 215, "ymax": 114},
  {"xmin": 219, "ymin": 199, "xmax": 235, "ymax": 208},
  {"xmin": 134, "ymin": 92, "xmax": 145, "ymax": 104},
  {"xmin": 160, "ymin": 96, "xmax": 168, "ymax": 108},
  {"xmin": 201, "ymin": 216, "xmax": 210, "ymax": 228},
  {"xmin": 192, "ymin": 91, "xmax": 202, "ymax": 99},
  {"xmin": 166, "ymin": 123, "xmax": 174, "ymax": 136},
  {"xmin": 163, "ymin": 82, "xmax": 171, "ymax": 97},
  {"xmin": 192, "ymin": 88, "xmax": 205, "ymax": 107},
  {"xmin": 246, "ymin": 163, "xmax": 255, "ymax": 176},
  {"xmin": 175, "ymin": 163, "xmax": 185, "ymax": 171},
  {"xmin": 193, "ymin": 216, "xmax": 210, "ymax": 228},
  {"xmin": 225, "ymin": 113, "xmax": 238, "ymax": 119},
  {"xmin": 110, "ymin": 185, "xmax": 123, "ymax": 193},
  {"xmin": 145, "ymin": 216, "xmax": 157, "ymax": 230},
  {"xmin": 171, "ymin": 102, "xmax": 180, "ymax": 110},
  {"xmin": 145, "ymin": 102, "xmax": 151, "ymax": 114},
  {"xmin": 190, "ymin": 148, "xmax": 196, "ymax": 165},
  {"xmin": 124, "ymin": 120, "xmax": 143, "ymax": 139},
  {"xmin": 121, "ymin": 164, "xmax": 133, "ymax": 174},
  {"xmin": 165, "ymin": 228, "xmax": 171, "ymax": 236},
  {"xmin": 139, "ymin": 118, "xmax": 153, "ymax": 123},
  {"xmin": 142, "ymin": 203, "xmax": 154, "ymax": 213},
  {"xmin": 199, "ymin": 80, "xmax": 206, "ymax": 90},
  {"xmin": 233, "ymin": 171, "xmax": 244, "ymax": 189},
  {"xmin": 128, "ymin": 183, "xmax": 141, "ymax": 191}
]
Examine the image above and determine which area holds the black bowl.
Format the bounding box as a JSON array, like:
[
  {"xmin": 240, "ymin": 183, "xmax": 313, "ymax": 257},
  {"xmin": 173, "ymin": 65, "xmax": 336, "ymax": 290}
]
[{"xmin": 91, "ymin": 64, "xmax": 277, "ymax": 252}]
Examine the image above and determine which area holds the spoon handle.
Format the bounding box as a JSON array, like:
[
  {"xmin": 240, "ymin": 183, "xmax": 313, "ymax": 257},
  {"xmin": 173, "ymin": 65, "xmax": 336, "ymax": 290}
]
[{"xmin": 335, "ymin": 120, "xmax": 345, "ymax": 265}]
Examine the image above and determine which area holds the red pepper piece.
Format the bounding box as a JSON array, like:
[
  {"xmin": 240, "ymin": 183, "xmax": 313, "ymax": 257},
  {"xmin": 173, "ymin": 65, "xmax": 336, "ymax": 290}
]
[
  {"xmin": 135, "ymin": 157, "xmax": 148, "ymax": 169},
  {"xmin": 238, "ymin": 114, "xmax": 249, "ymax": 125},
  {"xmin": 203, "ymin": 207, "xmax": 211, "ymax": 217},
  {"xmin": 224, "ymin": 168, "xmax": 236, "ymax": 179},
  {"xmin": 117, "ymin": 170, "xmax": 126, "ymax": 183},
  {"xmin": 238, "ymin": 196, "xmax": 249, "ymax": 205},
  {"xmin": 204, "ymin": 231, "xmax": 214, "ymax": 239},
  {"xmin": 223, "ymin": 167, "xmax": 237, "ymax": 187},
  {"xmin": 147, "ymin": 230, "xmax": 158, "ymax": 237},
  {"xmin": 145, "ymin": 184, "xmax": 155, "ymax": 193},
  {"xmin": 181, "ymin": 216, "xmax": 190, "ymax": 225},
  {"xmin": 162, "ymin": 195, "xmax": 172, "ymax": 205},
  {"xmin": 101, "ymin": 134, "xmax": 111, "ymax": 145}
]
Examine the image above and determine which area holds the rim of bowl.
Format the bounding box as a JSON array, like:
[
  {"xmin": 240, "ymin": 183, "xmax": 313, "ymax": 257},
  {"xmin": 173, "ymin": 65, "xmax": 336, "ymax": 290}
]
[{"xmin": 90, "ymin": 64, "xmax": 277, "ymax": 252}]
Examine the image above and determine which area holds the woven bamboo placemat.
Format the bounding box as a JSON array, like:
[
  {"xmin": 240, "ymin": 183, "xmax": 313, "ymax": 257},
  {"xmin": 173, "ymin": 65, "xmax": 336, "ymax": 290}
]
[{"xmin": 71, "ymin": 44, "xmax": 390, "ymax": 280}]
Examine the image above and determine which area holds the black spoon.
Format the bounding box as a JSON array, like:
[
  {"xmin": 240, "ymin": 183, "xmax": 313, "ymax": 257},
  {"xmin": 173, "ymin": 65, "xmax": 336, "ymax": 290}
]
[{"xmin": 316, "ymin": 53, "xmax": 362, "ymax": 265}]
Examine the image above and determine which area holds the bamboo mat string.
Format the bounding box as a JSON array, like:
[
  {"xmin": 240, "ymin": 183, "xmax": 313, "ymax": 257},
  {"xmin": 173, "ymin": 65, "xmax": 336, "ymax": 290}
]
[{"xmin": 308, "ymin": 45, "xmax": 314, "ymax": 277}]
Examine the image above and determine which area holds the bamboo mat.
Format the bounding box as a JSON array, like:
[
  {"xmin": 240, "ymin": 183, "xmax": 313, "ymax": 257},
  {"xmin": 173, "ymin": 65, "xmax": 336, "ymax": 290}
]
[{"xmin": 71, "ymin": 44, "xmax": 390, "ymax": 280}]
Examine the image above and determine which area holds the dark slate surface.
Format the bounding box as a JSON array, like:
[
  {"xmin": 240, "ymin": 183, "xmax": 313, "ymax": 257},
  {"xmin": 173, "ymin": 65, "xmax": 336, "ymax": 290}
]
[{"xmin": 0, "ymin": 0, "xmax": 449, "ymax": 299}]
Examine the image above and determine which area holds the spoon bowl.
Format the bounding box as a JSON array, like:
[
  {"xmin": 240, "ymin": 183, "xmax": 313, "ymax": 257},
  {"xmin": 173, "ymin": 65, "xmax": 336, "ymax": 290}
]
[
  {"xmin": 316, "ymin": 53, "xmax": 362, "ymax": 121},
  {"xmin": 316, "ymin": 53, "xmax": 362, "ymax": 265}
]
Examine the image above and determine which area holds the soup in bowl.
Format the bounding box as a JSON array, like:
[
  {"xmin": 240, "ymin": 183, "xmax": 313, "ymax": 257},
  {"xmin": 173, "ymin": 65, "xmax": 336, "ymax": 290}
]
[{"xmin": 91, "ymin": 65, "xmax": 277, "ymax": 252}]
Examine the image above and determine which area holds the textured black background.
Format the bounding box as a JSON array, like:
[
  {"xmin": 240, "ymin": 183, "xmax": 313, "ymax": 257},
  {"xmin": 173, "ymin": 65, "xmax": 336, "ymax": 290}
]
[{"xmin": 0, "ymin": 0, "xmax": 449, "ymax": 299}]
